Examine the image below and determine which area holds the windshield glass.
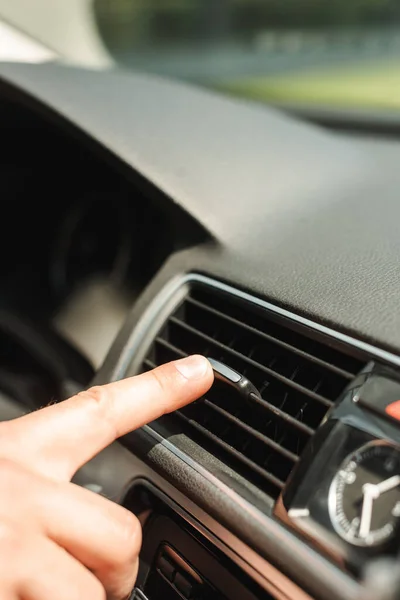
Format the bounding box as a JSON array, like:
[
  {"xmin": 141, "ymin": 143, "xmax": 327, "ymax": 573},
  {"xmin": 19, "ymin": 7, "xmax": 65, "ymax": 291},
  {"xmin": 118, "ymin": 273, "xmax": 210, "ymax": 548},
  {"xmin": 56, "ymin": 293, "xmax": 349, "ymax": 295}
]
[{"xmin": 93, "ymin": 1, "xmax": 400, "ymax": 113}]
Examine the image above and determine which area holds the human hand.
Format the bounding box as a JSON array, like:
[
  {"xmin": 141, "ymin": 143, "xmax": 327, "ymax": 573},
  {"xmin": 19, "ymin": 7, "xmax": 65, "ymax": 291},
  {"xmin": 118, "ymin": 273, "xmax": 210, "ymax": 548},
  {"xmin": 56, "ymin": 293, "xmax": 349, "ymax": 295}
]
[{"xmin": 0, "ymin": 355, "xmax": 213, "ymax": 600}]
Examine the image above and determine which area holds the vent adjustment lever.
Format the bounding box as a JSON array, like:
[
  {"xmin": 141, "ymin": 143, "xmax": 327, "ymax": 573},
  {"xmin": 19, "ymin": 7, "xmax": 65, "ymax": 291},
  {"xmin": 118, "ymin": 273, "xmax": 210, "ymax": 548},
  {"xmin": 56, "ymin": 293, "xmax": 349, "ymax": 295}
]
[{"xmin": 208, "ymin": 358, "xmax": 261, "ymax": 400}]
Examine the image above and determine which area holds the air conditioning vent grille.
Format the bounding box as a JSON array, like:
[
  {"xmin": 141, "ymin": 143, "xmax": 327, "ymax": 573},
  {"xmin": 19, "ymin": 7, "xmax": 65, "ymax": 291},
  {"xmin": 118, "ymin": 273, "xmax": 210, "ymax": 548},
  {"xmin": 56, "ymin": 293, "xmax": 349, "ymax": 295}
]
[{"xmin": 143, "ymin": 286, "xmax": 366, "ymax": 500}]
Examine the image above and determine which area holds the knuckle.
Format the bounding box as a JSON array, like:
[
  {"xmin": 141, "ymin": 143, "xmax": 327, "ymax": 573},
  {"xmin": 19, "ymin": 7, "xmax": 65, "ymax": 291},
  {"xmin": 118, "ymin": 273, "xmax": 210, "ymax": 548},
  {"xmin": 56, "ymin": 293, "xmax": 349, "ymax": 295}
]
[
  {"xmin": 148, "ymin": 364, "xmax": 178, "ymax": 414},
  {"xmin": 149, "ymin": 367, "xmax": 169, "ymax": 396},
  {"xmin": 114, "ymin": 510, "xmax": 142, "ymax": 566},
  {"xmin": 0, "ymin": 520, "xmax": 22, "ymax": 556},
  {"xmin": 86, "ymin": 577, "xmax": 107, "ymax": 600},
  {"xmin": 77, "ymin": 385, "xmax": 118, "ymax": 440},
  {"xmin": 0, "ymin": 421, "xmax": 13, "ymax": 445},
  {"xmin": 77, "ymin": 385, "xmax": 114, "ymax": 427},
  {"xmin": 78, "ymin": 385, "xmax": 109, "ymax": 410},
  {"xmin": 0, "ymin": 457, "xmax": 16, "ymax": 474},
  {"xmin": 0, "ymin": 521, "xmax": 23, "ymax": 584},
  {"xmin": 70, "ymin": 573, "xmax": 106, "ymax": 600},
  {"xmin": 0, "ymin": 458, "xmax": 24, "ymax": 488}
]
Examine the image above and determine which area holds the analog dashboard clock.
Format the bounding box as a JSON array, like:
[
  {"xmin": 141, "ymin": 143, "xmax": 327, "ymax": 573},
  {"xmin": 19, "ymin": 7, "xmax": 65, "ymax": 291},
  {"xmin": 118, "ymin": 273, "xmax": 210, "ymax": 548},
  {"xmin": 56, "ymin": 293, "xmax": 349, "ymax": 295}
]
[{"xmin": 329, "ymin": 441, "xmax": 400, "ymax": 547}]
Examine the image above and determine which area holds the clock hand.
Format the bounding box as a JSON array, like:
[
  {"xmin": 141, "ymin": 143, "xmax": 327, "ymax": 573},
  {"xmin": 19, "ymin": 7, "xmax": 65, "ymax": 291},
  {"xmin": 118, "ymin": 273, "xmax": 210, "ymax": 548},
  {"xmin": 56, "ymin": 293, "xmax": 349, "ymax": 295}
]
[
  {"xmin": 375, "ymin": 475, "xmax": 400, "ymax": 495},
  {"xmin": 359, "ymin": 484, "xmax": 378, "ymax": 539}
]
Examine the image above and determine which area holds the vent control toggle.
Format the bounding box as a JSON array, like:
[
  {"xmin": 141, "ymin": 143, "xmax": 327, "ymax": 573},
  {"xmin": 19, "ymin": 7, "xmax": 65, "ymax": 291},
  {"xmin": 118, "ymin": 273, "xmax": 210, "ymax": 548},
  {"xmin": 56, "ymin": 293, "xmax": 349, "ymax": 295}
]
[{"xmin": 208, "ymin": 358, "xmax": 261, "ymax": 400}]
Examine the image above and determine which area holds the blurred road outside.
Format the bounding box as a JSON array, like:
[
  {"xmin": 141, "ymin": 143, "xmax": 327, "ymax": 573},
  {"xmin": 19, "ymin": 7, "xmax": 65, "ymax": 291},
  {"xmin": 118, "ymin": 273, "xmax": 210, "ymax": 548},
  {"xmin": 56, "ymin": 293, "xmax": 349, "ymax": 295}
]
[{"xmin": 114, "ymin": 27, "xmax": 400, "ymax": 110}]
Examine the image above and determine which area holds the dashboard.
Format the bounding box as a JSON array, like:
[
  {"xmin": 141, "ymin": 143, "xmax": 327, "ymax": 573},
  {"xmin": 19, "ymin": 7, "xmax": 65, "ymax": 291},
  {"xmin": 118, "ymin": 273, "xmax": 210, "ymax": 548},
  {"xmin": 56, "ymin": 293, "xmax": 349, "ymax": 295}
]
[{"xmin": 1, "ymin": 61, "xmax": 400, "ymax": 600}]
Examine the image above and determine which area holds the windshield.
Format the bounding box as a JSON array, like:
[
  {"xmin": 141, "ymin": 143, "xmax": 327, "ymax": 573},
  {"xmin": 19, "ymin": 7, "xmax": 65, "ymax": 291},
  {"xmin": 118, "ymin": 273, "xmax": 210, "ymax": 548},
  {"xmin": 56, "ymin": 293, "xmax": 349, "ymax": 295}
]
[
  {"xmin": 93, "ymin": 1, "xmax": 400, "ymax": 113},
  {"xmin": 2, "ymin": 1, "xmax": 400, "ymax": 114}
]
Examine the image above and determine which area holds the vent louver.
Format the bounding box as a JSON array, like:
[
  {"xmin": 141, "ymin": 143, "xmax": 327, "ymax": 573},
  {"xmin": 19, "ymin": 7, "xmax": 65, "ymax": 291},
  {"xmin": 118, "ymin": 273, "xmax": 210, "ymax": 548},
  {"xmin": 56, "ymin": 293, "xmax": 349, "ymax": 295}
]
[{"xmin": 142, "ymin": 285, "xmax": 366, "ymax": 500}]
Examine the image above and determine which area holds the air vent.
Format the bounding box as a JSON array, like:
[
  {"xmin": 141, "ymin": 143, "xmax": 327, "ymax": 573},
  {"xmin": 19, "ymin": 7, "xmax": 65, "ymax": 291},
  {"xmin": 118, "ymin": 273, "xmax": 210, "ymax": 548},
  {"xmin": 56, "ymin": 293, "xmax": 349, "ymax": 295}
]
[{"xmin": 142, "ymin": 285, "xmax": 366, "ymax": 500}]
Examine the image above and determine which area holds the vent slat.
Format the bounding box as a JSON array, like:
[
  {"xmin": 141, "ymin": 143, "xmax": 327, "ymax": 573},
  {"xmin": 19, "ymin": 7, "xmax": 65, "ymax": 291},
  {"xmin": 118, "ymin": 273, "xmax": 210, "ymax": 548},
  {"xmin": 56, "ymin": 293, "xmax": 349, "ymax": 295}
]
[
  {"xmin": 247, "ymin": 392, "xmax": 315, "ymax": 437},
  {"xmin": 176, "ymin": 410, "xmax": 285, "ymax": 493},
  {"xmin": 204, "ymin": 399, "xmax": 299, "ymax": 465},
  {"xmin": 155, "ymin": 337, "xmax": 186, "ymax": 359},
  {"xmin": 144, "ymin": 358, "xmax": 157, "ymax": 370},
  {"xmin": 155, "ymin": 336, "xmax": 315, "ymax": 436},
  {"xmin": 190, "ymin": 288, "xmax": 364, "ymax": 376},
  {"xmin": 186, "ymin": 296, "xmax": 354, "ymax": 381},
  {"xmin": 170, "ymin": 316, "xmax": 333, "ymax": 408},
  {"xmin": 141, "ymin": 284, "xmax": 366, "ymax": 500}
]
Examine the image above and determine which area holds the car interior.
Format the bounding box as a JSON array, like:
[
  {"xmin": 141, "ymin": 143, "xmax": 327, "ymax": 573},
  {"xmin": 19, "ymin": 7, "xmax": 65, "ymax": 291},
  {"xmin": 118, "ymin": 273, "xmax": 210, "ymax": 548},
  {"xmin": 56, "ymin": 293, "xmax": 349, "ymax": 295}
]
[{"xmin": 1, "ymin": 43, "xmax": 400, "ymax": 600}]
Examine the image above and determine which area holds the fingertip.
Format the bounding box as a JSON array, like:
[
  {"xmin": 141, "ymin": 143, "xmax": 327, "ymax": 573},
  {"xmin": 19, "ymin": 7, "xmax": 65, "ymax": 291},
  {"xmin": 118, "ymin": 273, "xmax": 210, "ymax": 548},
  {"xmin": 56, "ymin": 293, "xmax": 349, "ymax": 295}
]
[
  {"xmin": 174, "ymin": 355, "xmax": 214, "ymax": 383},
  {"xmin": 201, "ymin": 356, "xmax": 215, "ymax": 392},
  {"xmin": 204, "ymin": 356, "xmax": 215, "ymax": 385}
]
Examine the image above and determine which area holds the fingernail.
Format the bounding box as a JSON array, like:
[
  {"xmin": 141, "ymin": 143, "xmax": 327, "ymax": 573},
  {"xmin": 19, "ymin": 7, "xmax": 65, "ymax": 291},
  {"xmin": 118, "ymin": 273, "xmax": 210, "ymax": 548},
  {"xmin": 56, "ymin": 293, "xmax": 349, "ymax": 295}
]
[{"xmin": 175, "ymin": 355, "xmax": 209, "ymax": 380}]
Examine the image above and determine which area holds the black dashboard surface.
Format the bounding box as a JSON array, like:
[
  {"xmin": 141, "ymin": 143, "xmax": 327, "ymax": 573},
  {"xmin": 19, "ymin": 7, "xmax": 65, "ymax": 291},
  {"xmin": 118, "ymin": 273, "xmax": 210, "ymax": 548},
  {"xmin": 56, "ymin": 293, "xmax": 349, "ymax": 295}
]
[
  {"xmin": 2, "ymin": 62, "xmax": 400, "ymax": 600},
  {"xmin": 1, "ymin": 63, "xmax": 400, "ymax": 357}
]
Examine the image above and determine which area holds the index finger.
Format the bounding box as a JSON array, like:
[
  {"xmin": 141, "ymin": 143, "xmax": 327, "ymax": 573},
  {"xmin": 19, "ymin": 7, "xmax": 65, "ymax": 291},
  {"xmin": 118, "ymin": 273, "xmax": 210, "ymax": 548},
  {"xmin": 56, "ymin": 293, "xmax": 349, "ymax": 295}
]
[{"xmin": 0, "ymin": 355, "xmax": 213, "ymax": 481}]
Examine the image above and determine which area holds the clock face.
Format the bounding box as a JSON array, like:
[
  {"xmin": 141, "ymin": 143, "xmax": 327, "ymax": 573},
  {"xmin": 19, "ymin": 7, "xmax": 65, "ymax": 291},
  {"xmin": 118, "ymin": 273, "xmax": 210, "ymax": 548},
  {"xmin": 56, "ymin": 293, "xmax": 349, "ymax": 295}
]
[{"xmin": 329, "ymin": 441, "xmax": 400, "ymax": 547}]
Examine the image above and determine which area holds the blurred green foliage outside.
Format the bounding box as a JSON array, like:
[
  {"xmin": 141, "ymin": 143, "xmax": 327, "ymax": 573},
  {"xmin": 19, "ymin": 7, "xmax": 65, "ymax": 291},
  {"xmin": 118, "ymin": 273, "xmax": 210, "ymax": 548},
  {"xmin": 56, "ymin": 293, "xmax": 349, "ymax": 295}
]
[{"xmin": 95, "ymin": 0, "xmax": 400, "ymax": 111}]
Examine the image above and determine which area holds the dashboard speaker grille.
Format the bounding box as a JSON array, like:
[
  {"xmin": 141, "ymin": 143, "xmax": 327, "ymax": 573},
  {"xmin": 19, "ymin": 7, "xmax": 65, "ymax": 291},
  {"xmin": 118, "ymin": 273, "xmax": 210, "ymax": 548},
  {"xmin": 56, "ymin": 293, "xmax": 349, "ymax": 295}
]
[{"xmin": 142, "ymin": 285, "xmax": 366, "ymax": 500}]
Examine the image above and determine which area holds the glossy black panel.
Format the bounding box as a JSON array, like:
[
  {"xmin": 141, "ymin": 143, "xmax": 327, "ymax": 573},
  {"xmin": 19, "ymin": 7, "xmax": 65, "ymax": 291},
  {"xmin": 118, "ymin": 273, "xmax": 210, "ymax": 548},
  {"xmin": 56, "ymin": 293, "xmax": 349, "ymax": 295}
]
[{"xmin": 279, "ymin": 366, "xmax": 400, "ymax": 573}]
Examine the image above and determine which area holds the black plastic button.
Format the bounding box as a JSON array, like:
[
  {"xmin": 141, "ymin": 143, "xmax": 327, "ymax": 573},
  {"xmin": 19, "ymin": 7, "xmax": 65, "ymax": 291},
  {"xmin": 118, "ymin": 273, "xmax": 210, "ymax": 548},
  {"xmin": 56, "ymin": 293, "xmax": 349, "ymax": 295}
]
[
  {"xmin": 174, "ymin": 572, "xmax": 193, "ymax": 598},
  {"xmin": 158, "ymin": 556, "xmax": 175, "ymax": 582}
]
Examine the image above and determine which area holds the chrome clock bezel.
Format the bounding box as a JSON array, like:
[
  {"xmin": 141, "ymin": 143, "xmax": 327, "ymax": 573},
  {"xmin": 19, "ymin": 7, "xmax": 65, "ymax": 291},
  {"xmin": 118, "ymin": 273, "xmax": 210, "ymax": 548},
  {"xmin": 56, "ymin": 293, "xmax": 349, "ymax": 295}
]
[{"xmin": 328, "ymin": 440, "xmax": 400, "ymax": 547}]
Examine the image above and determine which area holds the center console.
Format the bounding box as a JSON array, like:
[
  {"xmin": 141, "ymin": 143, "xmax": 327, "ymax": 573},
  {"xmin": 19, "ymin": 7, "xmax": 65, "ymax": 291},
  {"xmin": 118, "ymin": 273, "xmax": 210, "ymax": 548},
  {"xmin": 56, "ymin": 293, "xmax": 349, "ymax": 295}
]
[{"xmin": 125, "ymin": 483, "xmax": 272, "ymax": 600}]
